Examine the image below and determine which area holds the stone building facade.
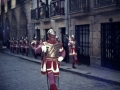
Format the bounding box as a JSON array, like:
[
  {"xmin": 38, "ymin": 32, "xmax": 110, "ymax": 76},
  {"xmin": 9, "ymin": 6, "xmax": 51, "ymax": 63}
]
[
  {"xmin": 1, "ymin": 0, "xmax": 34, "ymax": 41},
  {"xmin": 68, "ymin": 0, "xmax": 120, "ymax": 71},
  {"xmin": 1, "ymin": 0, "xmax": 120, "ymax": 71}
]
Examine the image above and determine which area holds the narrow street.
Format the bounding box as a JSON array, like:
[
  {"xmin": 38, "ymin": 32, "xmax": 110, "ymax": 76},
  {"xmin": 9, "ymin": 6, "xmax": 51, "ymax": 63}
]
[{"xmin": 0, "ymin": 52, "xmax": 120, "ymax": 90}]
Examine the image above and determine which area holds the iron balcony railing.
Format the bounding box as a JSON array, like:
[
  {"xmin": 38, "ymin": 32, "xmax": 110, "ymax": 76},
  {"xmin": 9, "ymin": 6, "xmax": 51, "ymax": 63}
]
[
  {"xmin": 39, "ymin": 5, "xmax": 50, "ymax": 19},
  {"xmin": 1, "ymin": 4, "xmax": 4, "ymax": 13},
  {"xmin": 31, "ymin": 8, "xmax": 39, "ymax": 20},
  {"xmin": 8, "ymin": 0, "xmax": 11, "ymax": 10},
  {"xmin": 69, "ymin": 0, "xmax": 90, "ymax": 13},
  {"xmin": 16, "ymin": 0, "xmax": 26, "ymax": 5},
  {"xmin": 31, "ymin": 6, "xmax": 50, "ymax": 20},
  {"xmin": 50, "ymin": 0, "xmax": 65, "ymax": 16},
  {"xmin": 94, "ymin": 0, "xmax": 120, "ymax": 8}
]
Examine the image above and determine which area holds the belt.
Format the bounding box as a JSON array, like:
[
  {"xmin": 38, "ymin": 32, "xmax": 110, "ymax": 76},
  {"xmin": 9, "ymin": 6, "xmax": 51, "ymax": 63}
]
[{"xmin": 44, "ymin": 57, "xmax": 58, "ymax": 61}]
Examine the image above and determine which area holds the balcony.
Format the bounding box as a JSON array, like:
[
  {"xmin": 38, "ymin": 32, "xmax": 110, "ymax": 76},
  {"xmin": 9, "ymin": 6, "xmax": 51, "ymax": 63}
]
[
  {"xmin": 38, "ymin": 5, "xmax": 50, "ymax": 22},
  {"xmin": 16, "ymin": 1, "xmax": 21, "ymax": 5},
  {"xmin": 94, "ymin": 0, "xmax": 120, "ymax": 14},
  {"xmin": 94, "ymin": 0, "xmax": 120, "ymax": 8},
  {"xmin": 31, "ymin": 6, "xmax": 50, "ymax": 23},
  {"xmin": 50, "ymin": 0, "xmax": 65, "ymax": 20},
  {"xmin": 1, "ymin": 5, "xmax": 4, "ymax": 13},
  {"xmin": 31, "ymin": 8, "xmax": 39, "ymax": 23},
  {"xmin": 69, "ymin": 0, "xmax": 90, "ymax": 13},
  {"xmin": 31, "ymin": 0, "xmax": 65, "ymax": 22},
  {"xmin": 8, "ymin": 0, "xmax": 11, "ymax": 10},
  {"xmin": 39, "ymin": 5, "xmax": 50, "ymax": 22},
  {"xmin": 69, "ymin": 0, "xmax": 90, "ymax": 17}
]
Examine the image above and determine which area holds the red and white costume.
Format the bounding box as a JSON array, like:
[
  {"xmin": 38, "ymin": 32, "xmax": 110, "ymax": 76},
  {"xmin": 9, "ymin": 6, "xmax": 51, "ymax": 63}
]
[
  {"xmin": 24, "ymin": 38, "xmax": 29, "ymax": 56},
  {"xmin": 10, "ymin": 40, "xmax": 14, "ymax": 52},
  {"xmin": 25, "ymin": 39, "xmax": 29, "ymax": 49},
  {"xmin": 19, "ymin": 39, "xmax": 24, "ymax": 53},
  {"xmin": 31, "ymin": 39, "xmax": 39, "ymax": 50},
  {"xmin": 68, "ymin": 35, "xmax": 80, "ymax": 68},
  {"xmin": 11, "ymin": 39, "xmax": 15, "ymax": 53},
  {"xmin": 35, "ymin": 29, "xmax": 66, "ymax": 90},
  {"xmin": 15, "ymin": 40, "xmax": 19, "ymax": 54},
  {"xmin": 42, "ymin": 40, "xmax": 64, "ymax": 76},
  {"xmin": 35, "ymin": 40, "xmax": 65, "ymax": 76},
  {"xmin": 68, "ymin": 39, "xmax": 77, "ymax": 56}
]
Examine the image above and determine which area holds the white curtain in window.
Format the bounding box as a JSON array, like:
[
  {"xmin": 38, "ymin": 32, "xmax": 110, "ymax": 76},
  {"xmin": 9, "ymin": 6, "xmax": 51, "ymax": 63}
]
[
  {"xmin": 4, "ymin": 0, "xmax": 7, "ymax": 13},
  {"xmin": 11, "ymin": 0, "xmax": 16, "ymax": 9},
  {"xmin": 32, "ymin": 0, "xmax": 37, "ymax": 9}
]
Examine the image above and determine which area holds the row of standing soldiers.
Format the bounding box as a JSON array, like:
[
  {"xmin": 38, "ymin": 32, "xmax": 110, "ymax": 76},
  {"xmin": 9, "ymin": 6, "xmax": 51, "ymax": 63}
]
[
  {"xmin": 9, "ymin": 37, "xmax": 40, "ymax": 58},
  {"xmin": 9, "ymin": 34, "xmax": 80, "ymax": 69}
]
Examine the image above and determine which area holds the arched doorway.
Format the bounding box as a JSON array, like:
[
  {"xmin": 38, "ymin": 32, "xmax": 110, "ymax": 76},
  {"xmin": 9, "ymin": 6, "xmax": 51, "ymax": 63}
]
[
  {"xmin": 19, "ymin": 11, "xmax": 27, "ymax": 38},
  {"xmin": 4, "ymin": 17, "xmax": 10, "ymax": 46},
  {"xmin": 11, "ymin": 14, "xmax": 17, "ymax": 39},
  {"xmin": 75, "ymin": 25, "xmax": 90, "ymax": 65},
  {"xmin": 5, "ymin": 18, "xmax": 10, "ymax": 39}
]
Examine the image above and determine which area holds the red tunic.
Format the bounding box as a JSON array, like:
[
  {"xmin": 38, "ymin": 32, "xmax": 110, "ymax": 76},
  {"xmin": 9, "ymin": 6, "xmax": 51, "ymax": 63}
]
[
  {"xmin": 35, "ymin": 40, "xmax": 65, "ymax": 76},
  {"xmin": 68, "ymin": 40, "xmax": 77, "ymax": 56},
  {"xmin": 25, "ymin": 40, "xmax": 29, "ymax": 48}
]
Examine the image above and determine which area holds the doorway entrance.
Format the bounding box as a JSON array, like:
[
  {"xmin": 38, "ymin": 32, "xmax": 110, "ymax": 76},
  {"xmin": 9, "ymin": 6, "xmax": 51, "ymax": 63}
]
[
  {"xmin": 101, "ymin": 22, "xmax": 120, "ymax": 71},
  {"xmin": 61, "ymin": 27, "xmax": 69, "ymax": 63},
  {"xmin": 75, "ymin": 25, "xmax": 90, "ymax": 65},
  {"xmin": 36, "ymin": 29, "xmax": 40, "ymax": 40}
]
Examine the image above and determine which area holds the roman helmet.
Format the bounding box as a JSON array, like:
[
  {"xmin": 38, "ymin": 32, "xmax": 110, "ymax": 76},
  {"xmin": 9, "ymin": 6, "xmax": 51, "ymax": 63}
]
[
  {"xmin": 22, "ymin": 37, "xmax": 24, "ymax": 40},
  {"xmin": 71, "ymin": 35, "xmax": 74, "ymax": 38},
  {"xmin": 26, "ymin": 37, "xmax": 28, "ymax": 40},
  {"xmin": 56, "ymin": 35, "xmax": 58, "ymax": 39},
  {"xmin": 47, "ymin": 29, "xmax": 56, "ymax": 35},
  {"xmin": 34, "ymin": 36, "xmax": 37, "ymax": 40}
]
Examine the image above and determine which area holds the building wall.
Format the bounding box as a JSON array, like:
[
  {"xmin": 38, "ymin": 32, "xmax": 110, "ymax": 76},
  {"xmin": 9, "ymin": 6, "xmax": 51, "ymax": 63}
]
[
  {"xmin": 69, "ymin": 8, "xmax": 120, "ymax": 68},
  {"xmin": 2, "ymin": 0, "xmax": 120, "ymax": 69},
  {"xmin": 3, "ymin": 0, "xmax": 34, "ymax": 41}
]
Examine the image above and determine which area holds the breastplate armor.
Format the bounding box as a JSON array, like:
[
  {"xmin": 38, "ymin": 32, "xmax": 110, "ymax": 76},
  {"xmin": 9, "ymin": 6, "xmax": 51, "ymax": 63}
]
[
  {"xmin": 44, "ymin": 42, "xmax": 60, "ymax": 58},
  {"xmin": 70, "ymin": 40, "xmax": 76, "ymax": 48},
  {"xmin": 34, "ymin": 40, "xmax": 37, "ymax": 44}
]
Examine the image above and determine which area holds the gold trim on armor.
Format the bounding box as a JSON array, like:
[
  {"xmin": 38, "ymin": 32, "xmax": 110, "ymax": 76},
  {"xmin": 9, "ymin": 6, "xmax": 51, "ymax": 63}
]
[
  {"xmin": 44, "ymin": 57, "xmax": 58, "ymax": 61},
  {"xmin": 43, "ymin": 42, "xmax": 60, "ymax": 57}
]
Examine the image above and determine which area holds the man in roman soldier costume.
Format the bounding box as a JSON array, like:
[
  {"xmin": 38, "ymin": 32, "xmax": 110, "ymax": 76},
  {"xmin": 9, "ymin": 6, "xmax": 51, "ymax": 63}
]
[
  {"xmin": 68, "ymin": 35, "xmax": 80, "ymax": 68},
  {"xmin": 12, "ymin": 38, "xmax": 15, "ymax": 53},
  {"xmin": 9, "ymin": 39, "xmax": 12, "ymax": 52},
  {"xmin": 19, "ymin": 37, "xmax": 24, "ymax": 54},
  {"xmin": 35, "ymin": 29, "xmax": 66, "ymax": 90},
  {"xmin": 24, "ymin": 37, "xmax": 29, "ymax": 56},
  {"xmin": 31, "ymin": 36, "xmax": 39, "ymax": 58},
  {"xmin": 15, "ymin": 39, "xmax": 19, "ymax": 54}
]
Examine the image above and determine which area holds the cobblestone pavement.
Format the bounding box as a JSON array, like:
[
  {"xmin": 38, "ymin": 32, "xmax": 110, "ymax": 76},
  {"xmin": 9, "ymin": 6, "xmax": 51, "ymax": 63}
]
[{"xmin": 0, "ymin": 52, "xmax": 120, "ymax": 90}]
